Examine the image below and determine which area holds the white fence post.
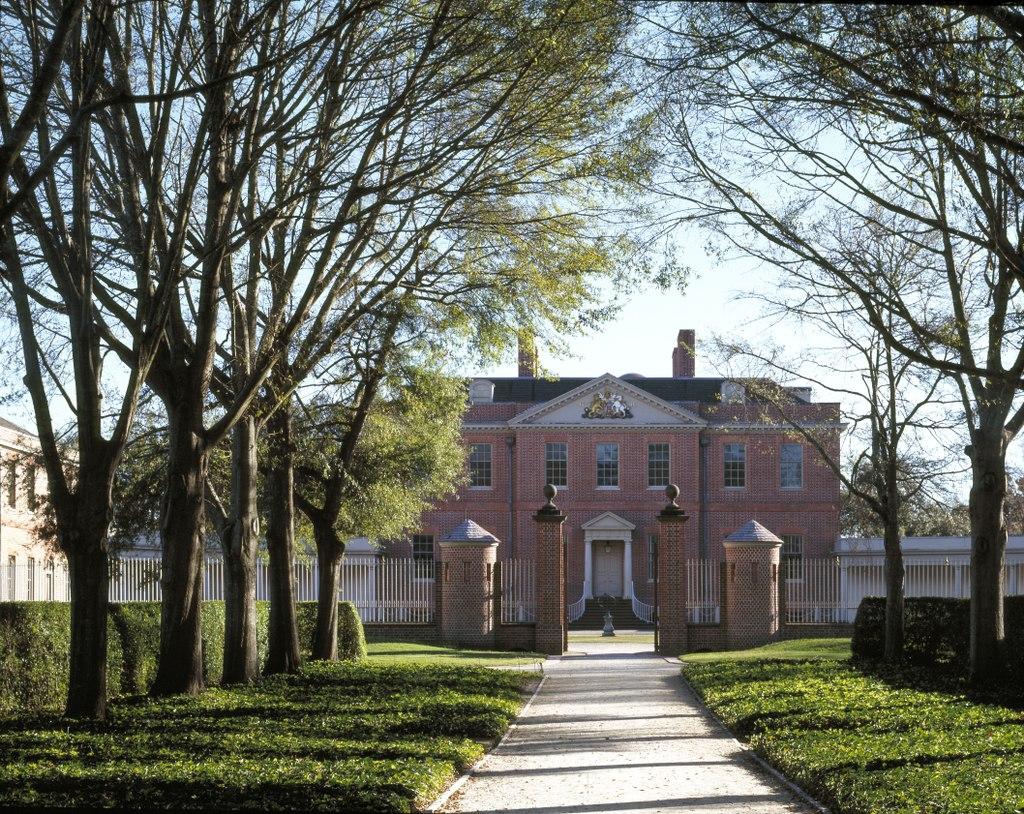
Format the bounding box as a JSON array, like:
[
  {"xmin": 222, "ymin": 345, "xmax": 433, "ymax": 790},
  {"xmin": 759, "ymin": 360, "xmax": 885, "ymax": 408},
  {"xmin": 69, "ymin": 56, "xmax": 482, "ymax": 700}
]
[
  {"xmin": 685, "ymin": 559, "xmax": 721, "ymax": 624},
  {"xmin": 500, "ymin": 558, "xmax": 536, "ymax": 623}
]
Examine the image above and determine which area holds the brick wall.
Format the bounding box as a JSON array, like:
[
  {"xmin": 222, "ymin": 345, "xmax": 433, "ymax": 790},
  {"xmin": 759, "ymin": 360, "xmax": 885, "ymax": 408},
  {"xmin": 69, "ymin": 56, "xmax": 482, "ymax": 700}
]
[
  {"xmin": 723, "ymin": 541, "xmax": 781, "ymax": 649},
  {"xmin": 438, "ymin": 541, "xmax": 497, "ymax": 648}
]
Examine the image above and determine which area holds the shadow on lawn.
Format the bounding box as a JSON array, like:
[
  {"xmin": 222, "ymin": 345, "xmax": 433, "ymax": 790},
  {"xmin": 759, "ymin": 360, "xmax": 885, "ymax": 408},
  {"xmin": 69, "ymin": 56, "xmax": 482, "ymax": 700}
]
[{"xmin": 0, "ymin": 775, "xmax": 419, "ymax": 813}]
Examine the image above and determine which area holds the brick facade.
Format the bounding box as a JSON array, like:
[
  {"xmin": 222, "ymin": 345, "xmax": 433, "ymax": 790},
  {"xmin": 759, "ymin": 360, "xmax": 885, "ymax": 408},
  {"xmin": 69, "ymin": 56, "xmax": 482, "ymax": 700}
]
[
  {"xmin": 378, "ymin": 329, "xmax": 841, "ymax": 652},
  {"xmin": 437, "ymin": 538, "xmax": 497, "ymax": 648},
  {"xmin": 655, "ymin": 488, "xmax": 689, "ymax": 656},
  {"xmin": 533, "ymin": 491, "xmax": 567, "ymax": 655},
  {"xmin": 724, "ymin": 540, "xmax": 781, "ymax": 649}
]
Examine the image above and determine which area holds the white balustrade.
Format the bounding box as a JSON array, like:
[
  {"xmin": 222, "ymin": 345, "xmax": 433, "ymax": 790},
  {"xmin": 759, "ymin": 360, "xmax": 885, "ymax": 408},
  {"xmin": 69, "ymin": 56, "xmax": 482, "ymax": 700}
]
[{"xmin": 630, "ymin": 581, "xmax": 654, "ymax": 624}]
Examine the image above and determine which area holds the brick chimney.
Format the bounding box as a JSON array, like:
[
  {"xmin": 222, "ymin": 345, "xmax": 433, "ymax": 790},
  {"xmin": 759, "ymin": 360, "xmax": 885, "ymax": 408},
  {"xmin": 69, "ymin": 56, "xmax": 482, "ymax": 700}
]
[
  {"xmin": 517, "ymin": 333, "xmax": 537, "ymax": 378},
  {"xmin": 672, "ymin": 329, "xmax": 696, "ymax": 378}
]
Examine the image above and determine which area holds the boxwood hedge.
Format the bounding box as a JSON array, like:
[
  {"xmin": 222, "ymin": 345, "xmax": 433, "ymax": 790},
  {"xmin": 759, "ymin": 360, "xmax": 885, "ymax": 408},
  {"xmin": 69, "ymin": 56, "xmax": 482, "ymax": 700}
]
[
  {"xmin": 852, "ymin": 595, "xmax": 1024, "ymax": 680},
  {"xmin": 0, "ymin": 599, "xmax": 280, "ymax": 713},
  {"xmin": 297, "ymin": 600, "xmax": 368, "ymax": 660}
]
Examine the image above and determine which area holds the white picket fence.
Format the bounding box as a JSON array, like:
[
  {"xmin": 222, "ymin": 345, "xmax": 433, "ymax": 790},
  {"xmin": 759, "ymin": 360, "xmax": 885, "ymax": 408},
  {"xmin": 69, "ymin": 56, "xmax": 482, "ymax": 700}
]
[
  {"xmin": 786, "ymin": 557, "xmax": 1024, "ymax": 624},
  {"xmin": 500, "ymin": 559, "xmax": 536, "ymax": 623},
  {"xmin": 686, "ymin": 559, "xmax": 721, "ymax": 624},
  {"xmin": 1, "ymin": 556, "xmax": 434, "ymax": 623}
]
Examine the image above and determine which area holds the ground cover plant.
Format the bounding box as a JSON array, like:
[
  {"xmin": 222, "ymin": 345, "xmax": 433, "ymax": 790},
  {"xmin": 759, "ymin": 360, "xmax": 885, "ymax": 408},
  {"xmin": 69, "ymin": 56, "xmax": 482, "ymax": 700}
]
[
  {"xmin": 0, "ymin": 660, "xmax": 532, "ymax": 811},
  {"xmin": 683, "ymin": 640, "xmax": 1024, "ymax": 814}
]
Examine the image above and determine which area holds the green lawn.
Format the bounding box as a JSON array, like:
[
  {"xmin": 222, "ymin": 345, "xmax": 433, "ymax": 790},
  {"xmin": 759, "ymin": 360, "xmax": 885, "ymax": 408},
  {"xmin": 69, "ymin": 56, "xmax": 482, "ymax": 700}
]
[
  {"xmin": 0, "ymin": 661, "xmax": 534, "ymax": 811},
  {"xmin": 683, "ymin": 637, "xmax": 851, "ymax": 663},
  {"xmin": 366, "ymin": 640, "xmax": 543, "ymax": 667},
  {"xmin": 683, "ymin": 639, "xmax": 1024, "ymax": 814},
  {"xmin": 568, "ymin": 630, "xmax": 655, "ymax": 645}
]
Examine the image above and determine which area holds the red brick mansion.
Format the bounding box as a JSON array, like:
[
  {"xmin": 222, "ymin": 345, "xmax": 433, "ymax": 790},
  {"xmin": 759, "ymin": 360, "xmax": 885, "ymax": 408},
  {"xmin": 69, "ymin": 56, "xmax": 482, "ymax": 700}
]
[{"xmin": 390, "ymin": 330, "xmax": 841, "ymax": 617}]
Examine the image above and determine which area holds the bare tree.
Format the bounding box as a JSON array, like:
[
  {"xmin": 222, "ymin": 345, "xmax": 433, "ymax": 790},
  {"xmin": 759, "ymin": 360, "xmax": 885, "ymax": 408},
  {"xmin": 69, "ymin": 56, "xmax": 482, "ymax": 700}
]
[
  {"xmin": 0, "ymin": 0, "xmax": 203, "ymax": 717},
  {"xmin": 656, "ymin": 4, "xmax": 1024, "ymax": 685},
  {"xmin": 712, "ymin": 250, "xmax": 960, "ymax": 661}
]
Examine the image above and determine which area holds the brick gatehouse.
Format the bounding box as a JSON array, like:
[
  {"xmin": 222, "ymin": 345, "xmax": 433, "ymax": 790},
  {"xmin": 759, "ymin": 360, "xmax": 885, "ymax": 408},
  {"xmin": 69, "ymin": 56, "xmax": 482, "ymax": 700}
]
[{"xmin": 379, "ymin": 329, "xmax": 841, "ymax": 640}]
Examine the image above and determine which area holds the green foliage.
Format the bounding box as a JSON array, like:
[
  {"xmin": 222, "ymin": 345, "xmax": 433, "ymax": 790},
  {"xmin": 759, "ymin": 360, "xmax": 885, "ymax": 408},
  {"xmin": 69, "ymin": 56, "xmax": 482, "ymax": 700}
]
[
  {"xmin": 295, "ymin": 360, "xmax": 467, "ymax": 542},
  {"xmin": 0, "ymin": 603, "xmax": 71, "ymax": 714},
  {"xmin": 108, "ymin": 603, "xmax": 162, "ymax": 695},
  {"xmin": 199, "ymin": 601, "xmax": 226, "ymax": 685},
  {"xmin": 338, "ymin": 602, "xmax": 367, "ymax": 660},
  {"xmin": 852, "ymin": 596, "xmax": 1024, "ymax": 681},
  {"xmin": 0, "ymin": 660, "xmax": 532, "ymax": 811},
  {"xmin": 0, "ymin": 601, "xmax": 270, "ymax": 713},
  {"xmin": 296, "ymin": 601, "xmax": 366, "ymax": 661},
  {"xmin": 684, "ymin": 657, "xmax": 1024, "ymax": 814},
  {"xmin": 853, "ymin": 597, "xmax": 972, "ymax": 673}
]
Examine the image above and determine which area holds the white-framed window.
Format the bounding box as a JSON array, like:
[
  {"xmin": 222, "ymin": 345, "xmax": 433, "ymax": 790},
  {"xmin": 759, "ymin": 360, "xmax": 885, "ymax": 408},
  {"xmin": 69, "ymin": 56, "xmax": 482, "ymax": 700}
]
[
  {"xmin": 780, "ymin": 443, "xmax": 803, "ymax": 489},
  {"xmin": 647, "ymin": 533, "xmax": 658, "ymax": 582},
  {"xmin": 468, "ymin": 443, "xmax": 492, "ymax": 488},
  {"xmin": 25, "ymin": 465, "xmax": 36, "ymax": 510},
  {"xmin": 5, "ymin": 462, "xmax": 16, "ymax": 507},
  {"xmin": 647, "ymin": 443, "xmax": 670, "ymax": 488},
  {"xmin": 782, "ymin": 534, "xmax": 803, "ymax": 580},
  {"xmin": 724, "ymin": 443, "xmax": 746, "ymax": 488},
  {"xmin": 6, "ymin": 555, "xmax": 14, "ymax": 599},
  {"xmin": 545, "ymin": 442, "xmax": 568, "ymax": 488},
  {"xmin": 412, "ymin": 534, "xmax": 435, "ymax": 578},
  {"xmin": 596, "ymin": 443, "xmax": 619, "ymax": 488},
  {"xmin": 26, "ymin": 556, "xmax": 35, "ymax": 601}
]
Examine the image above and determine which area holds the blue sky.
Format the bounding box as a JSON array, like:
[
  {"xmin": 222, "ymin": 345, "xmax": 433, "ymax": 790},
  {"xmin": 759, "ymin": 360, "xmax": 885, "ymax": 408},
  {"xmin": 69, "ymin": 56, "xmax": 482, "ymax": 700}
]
[{"xmin": 466, "ymin": 249, "xmax": 770, "ymax": 381}]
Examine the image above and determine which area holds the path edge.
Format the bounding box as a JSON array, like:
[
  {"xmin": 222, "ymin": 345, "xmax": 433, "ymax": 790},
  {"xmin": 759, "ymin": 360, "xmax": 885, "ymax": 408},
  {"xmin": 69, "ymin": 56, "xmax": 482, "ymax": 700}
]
[
  {"xmin": 425, "ymin": 673, "xmax": 548, "ymax": 813},
  {"xmin": 678, "ymin": 668, "xmax": 833, "ymax": 814}
]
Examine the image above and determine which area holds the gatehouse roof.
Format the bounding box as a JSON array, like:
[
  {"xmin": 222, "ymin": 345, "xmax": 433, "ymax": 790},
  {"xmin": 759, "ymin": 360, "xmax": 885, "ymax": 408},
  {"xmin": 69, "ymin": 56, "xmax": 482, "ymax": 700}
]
[
  {"xmin": 725, "ymin": 520, "xmax": 783, "ymax": 544},
  {"xmin": 441, "ymin": 519, "xmax": 500, "ymax": 544}
]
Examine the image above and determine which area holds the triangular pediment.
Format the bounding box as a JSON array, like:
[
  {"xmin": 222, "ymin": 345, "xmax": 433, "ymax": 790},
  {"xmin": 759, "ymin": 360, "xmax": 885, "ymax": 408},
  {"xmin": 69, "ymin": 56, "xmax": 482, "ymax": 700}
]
[
  {"xmin": 508, "ymin": 374, "xmax": 705, "ymax": 427},
  {"xmin": 581, "ymin": 511, "xmax": 636, "ymax": 532}
]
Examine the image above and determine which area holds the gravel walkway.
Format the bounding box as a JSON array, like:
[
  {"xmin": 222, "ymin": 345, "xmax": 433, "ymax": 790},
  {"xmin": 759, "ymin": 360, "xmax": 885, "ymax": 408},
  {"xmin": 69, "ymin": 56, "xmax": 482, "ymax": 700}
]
[{"xmin": 440, "ymin": 637, "xmax": 814, "ymax": 814}]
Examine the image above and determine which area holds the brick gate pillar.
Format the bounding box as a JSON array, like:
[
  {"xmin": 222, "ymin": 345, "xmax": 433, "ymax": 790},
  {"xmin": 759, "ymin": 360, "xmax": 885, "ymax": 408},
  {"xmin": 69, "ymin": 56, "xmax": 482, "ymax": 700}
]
[
  {"xmin": 656, "ymin": 484, "xmax": 690, "ymax": 656},
  {"xmin": 534, "ymin": 484, "xmax": 566, "ymax": 655},
  {"xmin": 723, "ymin": 520, "xmax": 783, "ymax": 650},
  {"xmin": 438, "ymin": 520, "xmax": 499, "ymax": 648}
]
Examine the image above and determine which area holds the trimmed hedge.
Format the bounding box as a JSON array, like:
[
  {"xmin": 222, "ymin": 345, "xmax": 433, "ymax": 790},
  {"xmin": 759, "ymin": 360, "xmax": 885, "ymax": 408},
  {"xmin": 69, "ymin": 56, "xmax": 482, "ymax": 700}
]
[
  {"xmin": 852, "ymin": 595, "xmax": 1024, "ymax": 679},
  {"xmin": 0, "ymin": 600, "xmax": 272, "ymax": 714},
  {"xmin": 297, "ymin": 600, "xmax": 368, "ymax": 660},
  {"xmin": 0, "ymin": 603, "xmax": 123, "ymax": 715}
]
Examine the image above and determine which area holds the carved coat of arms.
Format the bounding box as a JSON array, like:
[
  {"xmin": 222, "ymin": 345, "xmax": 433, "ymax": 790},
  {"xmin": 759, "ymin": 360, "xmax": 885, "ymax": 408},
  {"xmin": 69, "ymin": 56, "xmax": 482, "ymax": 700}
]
[{"xmin": 582, "ymin": 388, "xmax": 633, "ymax": 419}]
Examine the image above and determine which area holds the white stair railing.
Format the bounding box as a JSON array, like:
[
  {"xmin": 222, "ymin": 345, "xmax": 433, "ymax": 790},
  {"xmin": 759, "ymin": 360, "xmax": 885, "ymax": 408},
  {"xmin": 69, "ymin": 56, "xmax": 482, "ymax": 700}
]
[
  {"xmin": 630, "ymin": 581, "xmax": 654, "ymax": 624},
  {"xmin": 567, "ymin": 590, "xmax": 586, "ymax": 623}
]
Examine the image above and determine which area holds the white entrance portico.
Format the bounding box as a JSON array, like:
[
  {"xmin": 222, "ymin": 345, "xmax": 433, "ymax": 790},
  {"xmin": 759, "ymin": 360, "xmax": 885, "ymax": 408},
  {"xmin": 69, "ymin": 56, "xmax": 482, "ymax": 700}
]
[{"xmin": 580, "ymin": 511, "xmax": 635, "ymax": 599}]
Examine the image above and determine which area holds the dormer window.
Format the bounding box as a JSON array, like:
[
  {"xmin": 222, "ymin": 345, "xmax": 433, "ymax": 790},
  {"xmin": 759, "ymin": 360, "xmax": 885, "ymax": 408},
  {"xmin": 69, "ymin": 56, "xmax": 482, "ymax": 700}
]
[
  {"xmin": 469, "ymin": 379, "xmax": 495, "ymax": 404},
  {"xmin": 721, "ymin": 381, "xmax": 746, "ymax": 404}
]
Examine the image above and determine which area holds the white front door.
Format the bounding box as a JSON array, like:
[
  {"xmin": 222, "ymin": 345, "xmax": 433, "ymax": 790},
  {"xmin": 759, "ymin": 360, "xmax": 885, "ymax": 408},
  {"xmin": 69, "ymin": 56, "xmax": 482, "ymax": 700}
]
[{"xmin": 593, "ymin": 541, "xmax": 624, "ymax": 597}]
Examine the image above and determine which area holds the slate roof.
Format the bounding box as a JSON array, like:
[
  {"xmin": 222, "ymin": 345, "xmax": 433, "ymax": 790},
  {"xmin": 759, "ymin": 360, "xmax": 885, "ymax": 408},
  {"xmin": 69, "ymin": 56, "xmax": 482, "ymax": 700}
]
[
  {"xmin": 479, "ymin": 376, "xmax": 813, "ymax": 406},
  {"xmin": 441, "ymin": 519, "xmax": 500, "ymax": 544},
  {"xmin": 487, "ymin": 377, "xmax": 730, "ymax": 404},
  {"xmin": 725, "ymin": 520, "xmax": 783, "ymax": 544}
]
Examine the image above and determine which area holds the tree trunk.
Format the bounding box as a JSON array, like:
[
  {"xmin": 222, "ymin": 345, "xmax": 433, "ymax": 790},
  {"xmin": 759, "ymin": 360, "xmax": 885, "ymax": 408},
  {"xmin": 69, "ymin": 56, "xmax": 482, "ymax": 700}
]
[
  {"xmin": 152, "ymin": 409, "xmax": 208, "ymax": 696},
  {"xmin": 65, "ymin": 541, "xmax": 109, "ymax": 718},
  {"xmin": 882, "ymin": 516, "xmax": 904, "ymax": 662},
  {"xmin": 969, "ymin": 426, "xmax": 1009, "ymax": 686},
  {"xmin": 265, "ymin": 407, "xmax": 301, "ymax": 674},
  {"xmin": 222, "ymin": 416, "xmax": 260, "ymax": 684},
  {"xmin": 312, "ymin": 521, "xmax": 343, "ymax": 661}
]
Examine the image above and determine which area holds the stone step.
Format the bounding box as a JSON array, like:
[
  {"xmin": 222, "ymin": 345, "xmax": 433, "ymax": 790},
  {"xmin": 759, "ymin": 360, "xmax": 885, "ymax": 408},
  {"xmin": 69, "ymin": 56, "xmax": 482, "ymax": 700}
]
[{"xmin": 569, "ymin": 598, "xmax": 652, "ymax": 630}]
